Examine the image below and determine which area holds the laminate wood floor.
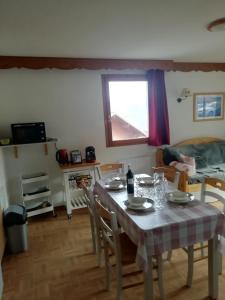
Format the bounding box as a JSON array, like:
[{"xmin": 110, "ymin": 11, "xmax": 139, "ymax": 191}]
[{"xmin": 2, "ymin": 207, "xmax": 225, "ymax": 300}]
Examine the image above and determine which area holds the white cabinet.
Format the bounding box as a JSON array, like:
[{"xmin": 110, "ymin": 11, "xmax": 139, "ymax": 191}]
[
  {"xmin": 21, "ymin": 172, "xmax": 55, "ymax": 217},
  {"xmin": 69, "ymin": 171, "xmax": 94, "ymax": 208},
  {"xmin": 60, "ymin": 162, "xmax": 100, "ymax": 218}
]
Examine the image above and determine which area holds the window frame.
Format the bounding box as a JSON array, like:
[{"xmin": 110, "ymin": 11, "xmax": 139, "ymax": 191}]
[{"xmin": 101, "ymin": 74, "xmax": 149, "ymax": 147}]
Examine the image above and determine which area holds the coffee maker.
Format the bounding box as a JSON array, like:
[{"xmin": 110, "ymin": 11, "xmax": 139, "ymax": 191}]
[{"xmin": 85, "ymin": 146, "xmax": 96, "ymax": 163}]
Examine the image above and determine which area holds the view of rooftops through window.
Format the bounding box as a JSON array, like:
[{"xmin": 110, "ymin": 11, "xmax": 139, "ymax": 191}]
[{"xmin": 109, "ymin": 81, "xmax": 149, "ymax": 141}]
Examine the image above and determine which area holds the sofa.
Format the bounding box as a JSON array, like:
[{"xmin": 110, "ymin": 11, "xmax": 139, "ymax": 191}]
[{"xmin": 156, "ymin": 137, "xmax": 225, "ymax": 192}]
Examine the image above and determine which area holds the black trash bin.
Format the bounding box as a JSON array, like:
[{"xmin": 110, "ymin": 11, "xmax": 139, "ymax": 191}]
[{"xmin": 4, "ymin": 205, "xmax": 28, "ymax": 254}]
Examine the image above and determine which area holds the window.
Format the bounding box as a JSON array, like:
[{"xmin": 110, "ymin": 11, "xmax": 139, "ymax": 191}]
[{"xmin": 102, "ymin": 74, "xmax": 149, "ymax": 147}]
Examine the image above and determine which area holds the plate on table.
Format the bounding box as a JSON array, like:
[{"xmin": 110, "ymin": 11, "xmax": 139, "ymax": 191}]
[
  {"xmin": 124, "ymin": 197, "xmax": 154, "ymax": 211},
  {"xmin": 166, "ymin": 191, "xmax": 194, "ymax": 204},
  {"xmin": 104, "ymin": 182, "xmax": 126, "ymax": 190},
  {"xmin": 136, "ymin": 177, "xmax": 157, "ymax": 187},
  {"xmin": 111, "ymin": 176, "xmax": 126, "ymax": 185}
]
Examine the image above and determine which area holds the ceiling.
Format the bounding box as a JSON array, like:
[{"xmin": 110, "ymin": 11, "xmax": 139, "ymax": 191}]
[{"xmin": 1, "ymin": 0, "xmax": 225, "ymax": 62}]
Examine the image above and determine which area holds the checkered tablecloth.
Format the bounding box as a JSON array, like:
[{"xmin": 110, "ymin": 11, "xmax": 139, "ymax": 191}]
[{"xmin": 94, "ymin": 179, "xmax": 225, "ymax": 271}]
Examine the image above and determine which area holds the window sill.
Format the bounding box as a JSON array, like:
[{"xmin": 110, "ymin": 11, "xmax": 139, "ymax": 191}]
[{"xmin": 106, "ymin": 138, "xmax": 148, "ymax": 147}]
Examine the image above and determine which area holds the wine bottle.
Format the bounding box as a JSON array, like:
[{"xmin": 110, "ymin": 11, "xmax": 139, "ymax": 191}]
[{"xmin": 126, "ymin": 165, "xmax": 134, "ymax": 194}]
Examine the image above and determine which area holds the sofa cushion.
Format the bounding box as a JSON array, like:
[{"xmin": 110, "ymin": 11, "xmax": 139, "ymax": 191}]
[
  {"xmin": 163, "ymin": 141, "xmax": 225, "ymax": 169},
  {"xmin": 188, "ymin": 163, "xmax": 225, "ymax": 184}
]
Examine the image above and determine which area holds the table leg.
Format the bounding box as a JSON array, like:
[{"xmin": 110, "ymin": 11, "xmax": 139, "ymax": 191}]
[
  {"xmin": 144, "ymin": 256, "xmax": 154, "ymax": 300},
  {"xmin": 63, "ymin": 173, "xmax": 72, "ymax": 218},
  {"xmin": 208, "ymin": 235, "xmax": 219, "ymax": 299}
]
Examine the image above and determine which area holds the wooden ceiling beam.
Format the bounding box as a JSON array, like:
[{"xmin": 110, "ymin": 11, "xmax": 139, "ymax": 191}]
[
  {"xmin": 0, "ymin": 56, "xmax": 173, "ymax": 70},
  {"xmin": 173, "ymin": 62, "xmax": 225, "ymax": 72},
  {"xmin": 0, "ymin": 55, "xmax": 225, "ymax": 72}
]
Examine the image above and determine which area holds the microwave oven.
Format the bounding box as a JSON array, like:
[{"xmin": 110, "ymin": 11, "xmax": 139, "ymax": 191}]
[{"xmin": 11, "ymin": 122, "xmax": 46, "ymax": 144}]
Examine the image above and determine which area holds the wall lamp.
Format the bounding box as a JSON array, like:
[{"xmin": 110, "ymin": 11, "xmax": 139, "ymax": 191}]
[{"xmin": 176, "ymin": 88, "xmax": 192, "ymax": 103}]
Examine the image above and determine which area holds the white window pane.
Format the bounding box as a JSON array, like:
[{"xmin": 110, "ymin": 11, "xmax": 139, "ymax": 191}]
[{"xmin": 109, "ymin": 81, "xmax": 148, "ymax": 141}]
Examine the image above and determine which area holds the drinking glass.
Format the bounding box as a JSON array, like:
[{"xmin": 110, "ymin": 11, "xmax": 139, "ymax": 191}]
[
  {"xmin": 135, "ymin": 177, "xmax": 144, "ymax": 197},
  {"xmin": 154, "ymin": 172, "xmax": 167, "ymax": 208},
  {"xmin": 135, "ymin": 176, "xmax": 152, "ymax": 198}
]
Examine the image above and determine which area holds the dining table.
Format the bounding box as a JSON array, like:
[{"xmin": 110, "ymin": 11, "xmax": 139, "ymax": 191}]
[{"xmin": 94, "ymin": 174, "xmax": 225, "ymax": 300}]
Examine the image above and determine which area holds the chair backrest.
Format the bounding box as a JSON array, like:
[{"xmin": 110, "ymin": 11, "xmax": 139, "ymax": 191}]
[
  {"xmin": 201, "ymin": 177, "xmax": 225, "ymax": 213},
  {"xmin": 98, "ymin": 163, "xmax": 125, "ymax": 179},
  {"xmin": 83, "ymin": 188, "xmax": 95, "ymax": 217},
  {"xmin": 82, "ymin": 185, "xmax": 100, "ymax": 228},
  {"xmin": 152, "ymin": 166, "xmax": 180, "ymax": 189},
  {"xmin": 94, "ymin": 198, "xmax": 121, "ymax": 260}
]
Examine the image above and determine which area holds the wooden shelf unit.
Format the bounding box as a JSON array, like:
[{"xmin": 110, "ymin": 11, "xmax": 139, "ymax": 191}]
[{"xmin": 0, "ymin": 138, "xmax": 57, "ymax": 158}]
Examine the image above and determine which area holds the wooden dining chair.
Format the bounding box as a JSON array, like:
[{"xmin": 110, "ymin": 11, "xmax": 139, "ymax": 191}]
[
  {"xmin": 97, "ymin": 163, "xmax": 125, "ymax": 180},
  {"xmin": 185, "ymin": 177, "xmax": 225, "ymax": 287},
  {"xmin": 82, "ymin": 185, "xmax": 103, "ymax": 266},
  {"xmin": 83, "ymin": 185, "xmax": 125, "ymax": 268},
  {"xmin": 94, "ymin": 197, "xmax": 165, "ymax": 300},
  {"xmin": 83, "ymin": 184, "xmax": 126, "ymax": 268},
  {"xmin": 83, "ymin": 190, "xmax": 97, "ymax": 252}
]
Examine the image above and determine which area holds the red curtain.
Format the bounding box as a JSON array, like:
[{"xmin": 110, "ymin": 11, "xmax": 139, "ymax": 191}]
[{"xmin": 147, "ymin": 70, "xmax": 170, "ymax": 146}]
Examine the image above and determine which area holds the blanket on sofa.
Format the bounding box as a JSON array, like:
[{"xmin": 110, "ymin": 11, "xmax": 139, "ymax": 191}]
[{"xmin": 163, "ymin": 141, "xmax": 225, "ymax": 184}]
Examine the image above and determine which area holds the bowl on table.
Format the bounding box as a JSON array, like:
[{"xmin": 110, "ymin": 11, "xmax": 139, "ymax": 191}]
[
  {"xmin": 128, "ymin": 196, "xmax": 146, "ymax": 207},
  {"xmin": 166, "ymin": 191, "xmax": 194, "ymax": 204}
]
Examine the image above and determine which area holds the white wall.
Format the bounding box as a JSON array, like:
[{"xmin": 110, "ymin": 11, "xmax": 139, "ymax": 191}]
[
  {"xmin": 0, "ymin": 149, "xmax": 8, "ymax": 209},
  {"xmin": 0, "ymin": 69, "xmax": 225, "ymax": 205},
  {"xmin": 166, "ymin": 72, "xmax": 225, "ymax": 143}
]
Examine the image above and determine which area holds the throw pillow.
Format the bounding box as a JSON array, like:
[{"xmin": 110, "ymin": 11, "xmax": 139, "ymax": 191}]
[
  {"xmin": 163, "ymin": 147, "xmax": 181, "ymax": 165},
  {"xmin": 169, "ymin": 161, "xmax": 196, "ymax": 176}
]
